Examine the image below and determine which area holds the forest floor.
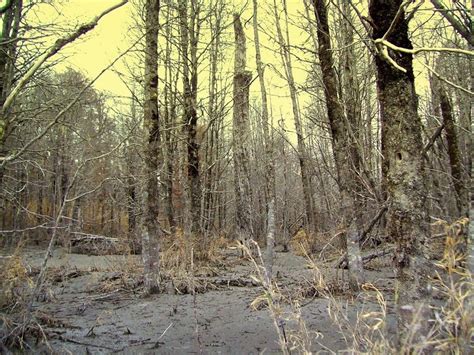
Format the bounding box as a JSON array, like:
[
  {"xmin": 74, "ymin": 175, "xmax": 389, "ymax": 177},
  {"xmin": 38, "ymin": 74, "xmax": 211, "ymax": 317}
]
[{"xmin": 2, "ymin": 243, "xmax": 402, "ymax": 354}]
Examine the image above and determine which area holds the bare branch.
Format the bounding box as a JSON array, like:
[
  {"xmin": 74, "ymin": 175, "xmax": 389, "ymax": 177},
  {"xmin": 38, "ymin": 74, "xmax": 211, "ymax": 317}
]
[
  {"xmin": 374, "ymin": 38, "xmax": 474, "ymax": 73},
  {"xmin": 2, "ymin": 0, "xmax": 128, "ymax": 113},
  {"xmin": 430, "ymin": 0, "xmax": 474, "ymax": 46}
]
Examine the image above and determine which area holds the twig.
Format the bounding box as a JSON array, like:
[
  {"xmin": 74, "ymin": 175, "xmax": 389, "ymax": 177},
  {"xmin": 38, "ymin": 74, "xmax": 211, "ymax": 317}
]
[
  {"xmin": 360, "ymin": 205, "xmax": 388, "ymax": 246},
  {"xmin": 157, "ymin": 322, "xmax": 173, "ymax": 342},
  {"xmin": 422, "ymin": 122, "xmax": 446, "ymax": 157}
]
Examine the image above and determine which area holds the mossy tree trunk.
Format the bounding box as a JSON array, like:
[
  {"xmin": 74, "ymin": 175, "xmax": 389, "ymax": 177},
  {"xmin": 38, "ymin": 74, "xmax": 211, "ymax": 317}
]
[{"xmin": 369, "ymin": 0, "xmax": 432, "ymax": 348}]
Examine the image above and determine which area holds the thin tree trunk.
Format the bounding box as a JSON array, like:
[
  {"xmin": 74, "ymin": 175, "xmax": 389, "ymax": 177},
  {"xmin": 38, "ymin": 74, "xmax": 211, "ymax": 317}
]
[
  {"xmin": 163, "ymin": 5, "xmax": 175, "ymax": 231},
  {"xmin": 273, "ymin": 0, "xmax": 315, "ymax": 234},
  {"xmin": 438, "ymin": 85, "xmax": 468, "ymax": 217},
  {"xmin": 179, "ymin": 0, "xmax": 201, "ymax": 235},
  {"xmin": 252, "ymin": 0, "xmax": 276, "ymax": 277},
  {"xmin": 142, "ymin": 0, "xmax": 161, "ymax": 294}
]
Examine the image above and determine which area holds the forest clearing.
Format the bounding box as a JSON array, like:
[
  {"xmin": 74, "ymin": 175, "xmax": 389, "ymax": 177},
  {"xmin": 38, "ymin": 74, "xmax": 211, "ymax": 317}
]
[{"xmin": 0, "ymin": 0, "xmax": 473, "ymax": 353}]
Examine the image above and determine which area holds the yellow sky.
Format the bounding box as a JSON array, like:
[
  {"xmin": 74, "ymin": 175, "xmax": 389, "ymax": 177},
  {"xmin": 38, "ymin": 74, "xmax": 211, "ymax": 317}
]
[
  {"xmin": 30, "ymin": 0, "xmax": 134, "ymax": 97},
  {"xmin": 23, "ymin": 0, "xmax": 444, "ymax": 124}
]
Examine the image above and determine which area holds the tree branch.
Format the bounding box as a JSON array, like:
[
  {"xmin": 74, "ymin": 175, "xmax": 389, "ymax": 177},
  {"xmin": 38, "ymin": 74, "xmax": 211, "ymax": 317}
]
[
  {"xmin": 430, "ymin": 0, "xmax": 474, "ymax": 46},
  {"xmin": 2, "ymin": 0, "xmax": 128, "ymax": 113},
  {"xmin": 374, "ymin": 38, "xmax": 474, "ymax": 73}
]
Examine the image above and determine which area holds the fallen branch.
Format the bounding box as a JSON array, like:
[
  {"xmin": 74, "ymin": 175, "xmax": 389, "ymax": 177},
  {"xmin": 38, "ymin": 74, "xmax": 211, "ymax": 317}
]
[
  {"xmin": 360, "ymin": 204, "xmax": 388, "ymax": 246},
  {"xmin": 422, "ymin": 122, "xmax": 446, "ymax": 157},
  {"xmin": 335, "ymin": 247, "xmax": 394, "ymax": 269},
  {"xmin": 70, "ymin": 232, "xmax": 119, "ymax": 242},
  {"xmin": 56, "ymin": 335, "xmax": 118, "ymax": 351}
]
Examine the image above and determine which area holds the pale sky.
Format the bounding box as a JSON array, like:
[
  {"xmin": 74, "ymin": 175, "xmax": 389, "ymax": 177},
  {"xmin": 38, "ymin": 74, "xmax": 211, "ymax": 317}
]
[
  {"xmin": 26, "ymin": 0, "xmax": 312, "ymax": 108},
  {"xmin": 21, "ymin": 0, "xmax": 442, "ymax": 125},
  {"xmin": 31, "ymin": 0, "xmax": 135, "ymax": 97}
]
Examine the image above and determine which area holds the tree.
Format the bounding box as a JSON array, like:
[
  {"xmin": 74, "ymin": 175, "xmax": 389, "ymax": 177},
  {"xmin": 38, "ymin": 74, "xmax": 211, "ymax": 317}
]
[
  {"xmin": 311, "ymin": 0, "xmax": 364, "ymax": 290},
  {"xmin": 273, "ymin": 0, "xmax": 316, "ymax": 235},
  {"xmin": 179, "ymin": 0, "xmax": 202, "ymax": 235},
  {"xmin": 232, "ymin": 13, "xmax": 254, "ymax": 243},
  {"xmin": 252, "ymin": 0, "xmax": 276, "ymax": 277},
  {"xmin": 142, "ymin": 0, "xmax": 161, "ymax": 294},
  {"xmin": 369, "ymin": 0, "xmax": 432, "ymax": 346}
]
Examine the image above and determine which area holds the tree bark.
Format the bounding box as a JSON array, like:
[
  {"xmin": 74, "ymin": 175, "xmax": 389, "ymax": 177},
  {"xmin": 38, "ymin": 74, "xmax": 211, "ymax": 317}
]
[
  {"xmin": 233, "ymin": 13, "xmax": 254, "ymax": 243},
  {"xmin": 311, "ymin": 0, "xmax": 364, "ymax": 290},
  {"xmin": 369, "ymin": 0, "xmax": 432, "ymax": 348},
  {"xmin": 142, "ymin": 0, "xmax": 161, "ymax": 294}
]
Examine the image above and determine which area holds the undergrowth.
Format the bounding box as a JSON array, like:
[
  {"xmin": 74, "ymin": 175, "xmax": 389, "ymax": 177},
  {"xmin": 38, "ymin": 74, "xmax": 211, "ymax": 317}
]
[{"xmin": 244, "ymin": 218, "xmax": 473, "ymax": 354}]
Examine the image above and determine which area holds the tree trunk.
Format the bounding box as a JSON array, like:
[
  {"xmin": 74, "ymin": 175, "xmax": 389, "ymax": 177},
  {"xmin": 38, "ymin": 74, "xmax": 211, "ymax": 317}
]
[
  {"xmin": 438, "ymin": 85, "xmax": 468, "ymax": 217},
  {"xmin": 369, "ymin": 0, "xmax": 432, "ymax": 348},
  {"xmin": 311, "ymin": 0, "xmax": 364, "ymax": 290},
  {"xmin": 233, "ymin": 13, "xmax": 254, "ymax": 243},
  {"xmin": 163, "ymin": 5, "xmax": 176, "ymax": 231},
  {"xmin": 252, "ymin": 0, "xmax": 276, "ymax": 277},
  {"xmin": 142, "ymin": 0, "xmax": 161, "ymax": 294},
  {"xmin": 179, "ymin": 0, "xmax": 201, "ymax": 235},
  {"xmin": 273, "ymin": 0, "xmax": 315, "ymax": 234}
]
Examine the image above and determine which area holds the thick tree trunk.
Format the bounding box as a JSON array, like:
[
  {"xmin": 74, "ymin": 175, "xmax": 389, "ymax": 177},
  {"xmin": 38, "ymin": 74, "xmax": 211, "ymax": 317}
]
[
  {"xmin": 233, "ymin": 14, "xmax": 254, "ymax": 243},
  {"xmin": 142, "ymin": 0, "xmax": 161, "ymax": 294},
  {"xmin": 369, "ymin": 0, "xmax": 432, "ymax": 348},
  {"xmin": 311, "ymin": 0, "xmax": 364, "ymax": 290}
]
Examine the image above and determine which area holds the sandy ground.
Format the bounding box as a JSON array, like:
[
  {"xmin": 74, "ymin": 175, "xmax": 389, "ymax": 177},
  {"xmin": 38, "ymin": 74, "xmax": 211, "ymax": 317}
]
[{"xmin": 3, "ymin": 246, "xmax": 399, "ymax": 354}]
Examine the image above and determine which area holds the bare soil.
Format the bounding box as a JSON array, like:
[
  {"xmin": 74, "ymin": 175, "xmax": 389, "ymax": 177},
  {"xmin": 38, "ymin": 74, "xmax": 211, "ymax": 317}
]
[{"xmin": 3, "ymin": 246, "xmax": 399, "ymax": 354}]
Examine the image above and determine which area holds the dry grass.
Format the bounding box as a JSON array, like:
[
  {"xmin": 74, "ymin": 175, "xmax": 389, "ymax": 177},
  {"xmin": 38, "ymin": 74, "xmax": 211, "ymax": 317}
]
[
  {"xmin": 245, "ymin": 217, "xmax": 473, "ymax": 354},
  {"xmin": 0, "ymin": 243, "xmax": 33, "ymax": 312},
  {"xmin": 160, "ymin": 229, "xmax": 230, "ymax": 294}
]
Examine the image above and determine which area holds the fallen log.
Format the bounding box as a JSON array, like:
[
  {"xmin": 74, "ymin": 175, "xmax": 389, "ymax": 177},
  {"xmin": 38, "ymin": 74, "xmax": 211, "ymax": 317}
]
[
  {"xmin": 335, "ymin": 247, "xmax": 394, "ymax": 269},
  {"xmin": 67, "ymin": 232, "xmax": 128, "ymax": 255}
]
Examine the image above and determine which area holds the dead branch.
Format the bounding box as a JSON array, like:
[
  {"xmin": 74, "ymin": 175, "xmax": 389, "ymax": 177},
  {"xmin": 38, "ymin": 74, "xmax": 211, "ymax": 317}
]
[
  {"xmin": 2, "ymin": 0, "xmax": 128, "ymax": 114},
  {"xmin": 336, "ymin": 247, "xmax": 394, "ymax": 269},
  {"xmin": 360, "ymin": 204, "xmax": 388, "ymax": 246},
  {"xmin": 422, "ymin": 122, "xmax": 446, "ymax": 157}
]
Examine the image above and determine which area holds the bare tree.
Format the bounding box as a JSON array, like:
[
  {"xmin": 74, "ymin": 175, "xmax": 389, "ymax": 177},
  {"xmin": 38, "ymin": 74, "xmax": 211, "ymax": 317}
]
[
  {"xmin": 179, "ymin": 0, "xmax": 202, "ymax": 235},
  {"xmin": 310, "ymin": 0, "xmax": 364, "ymax": 290},
  {"xmin": 369, "ymin": 0, "xmax": 432, "ymax": 347},
  {"xmin": 233, "ymin": 13, "xmax": 254, "ymax": 243},
  {"xmin": 252, "ymin": 0, "xmax": 276, "ymax": 277},
  {"xmin": 142, "ymin": 0, "xmax": 161, "ymax": 294},
  {"xmin": 273, "ymin": 0, "xmax": 316, "ymax": 234}
]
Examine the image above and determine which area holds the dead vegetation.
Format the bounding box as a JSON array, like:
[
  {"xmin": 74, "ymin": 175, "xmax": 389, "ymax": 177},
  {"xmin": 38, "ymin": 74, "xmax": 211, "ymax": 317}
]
[{"xmin": 1, "ymin": 219, "xmax": 472, "ymax": 353}]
